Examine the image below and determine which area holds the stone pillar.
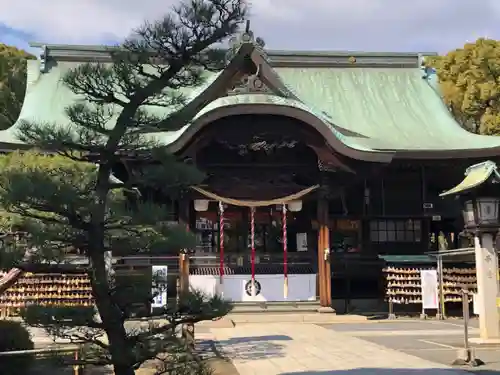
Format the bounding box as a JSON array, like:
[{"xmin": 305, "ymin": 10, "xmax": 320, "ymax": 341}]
[{"xmin": 474, "ymin": 233, "xmax": 500, "ymax": 341}]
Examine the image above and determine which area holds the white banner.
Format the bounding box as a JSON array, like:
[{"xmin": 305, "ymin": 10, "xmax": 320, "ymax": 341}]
[
  {"xmin": 420, "ymin": 270, "xmax": 438, "ymax": 309},
  {"xmin": 151, "ymin": 265, "xmax": 168, "ymax": 308}
]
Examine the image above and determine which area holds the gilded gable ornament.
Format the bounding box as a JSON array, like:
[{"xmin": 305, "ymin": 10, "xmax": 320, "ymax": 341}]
[{"xmin": 227, "ymin": 73, "xmax": 270, "ymax": 95}]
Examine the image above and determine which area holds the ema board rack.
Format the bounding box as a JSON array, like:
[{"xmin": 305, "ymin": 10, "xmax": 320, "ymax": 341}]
[
  {"xmin": 0, "ymin": 272, "xmax": 93, "ymax": 313},
  {"xmin": 383, "ymin": 265, "xmax": 477, "ymax": 305}
]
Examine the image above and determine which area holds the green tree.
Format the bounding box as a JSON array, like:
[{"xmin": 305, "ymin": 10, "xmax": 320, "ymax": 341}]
[
  {"xmin": 427, "ymin": 38, "xmax": 500, "ymax": 135},
  {"xmin": 0, "ymin": 1, "xmax": 246, "ymax": 374},
  {"xmin": 0, "ymin": 44, "xmax": 34, "ymax": 130}
]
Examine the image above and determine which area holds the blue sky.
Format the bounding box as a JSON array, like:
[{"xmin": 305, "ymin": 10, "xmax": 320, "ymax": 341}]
[
  {"xmin": 0, "ymin": 25, "xmax": 33, "ymax": 52},
  {"xmin": 1, "ymin": 0, "xmax": 500, "ymax": 56}
]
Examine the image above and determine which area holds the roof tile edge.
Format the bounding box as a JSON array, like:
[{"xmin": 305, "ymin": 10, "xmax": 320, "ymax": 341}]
[{"xmin": 30, "ymin": 42, "xmax": 437, "ymax": 68}]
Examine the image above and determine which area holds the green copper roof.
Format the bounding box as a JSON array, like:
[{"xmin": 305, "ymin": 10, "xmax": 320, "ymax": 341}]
[
  {"xmin": 276, "ymin": 67, "xmax": 500, "ymax": 152},
  {"xmin": 5, "ymin": 52, "xmax": 500, "ymax": 159},
  {"xmin": 439, "ymin": 160, "xmax": 500, "ymax": 197},
  {"xmin": 0, "ymin": 60, "xmax": 219, "ymax": 146}
]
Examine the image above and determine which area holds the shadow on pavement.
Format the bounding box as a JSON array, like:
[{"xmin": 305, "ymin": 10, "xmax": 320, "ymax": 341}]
[
  {"xmin": 279, "ymin": 368, "xmax": 500, "ymax": 374},
  {"xmin": 214, "ymin": 335, "xmax": 291, "ymax": 361}
]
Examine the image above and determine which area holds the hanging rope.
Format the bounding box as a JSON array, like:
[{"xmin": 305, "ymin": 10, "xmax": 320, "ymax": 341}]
[
  {"xmin": 190, "ymin": 185, "xmax": 319, "ymax": 207},
  {"xmin": 282, "ymin": 203, "xmax": 288, "ymax": 299},
  {"xmin": 218, "ymin": 202, "xmax": 224, "ymax": 288},
  {"xmin": 250, "ymin": 207, "xmax": 256, "ymax": 296}
]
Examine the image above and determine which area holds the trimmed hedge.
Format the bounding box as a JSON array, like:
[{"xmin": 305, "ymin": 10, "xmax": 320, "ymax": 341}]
[{"xmin": 0, "ymin": 320, "xmax": 35, "ymax": 373}]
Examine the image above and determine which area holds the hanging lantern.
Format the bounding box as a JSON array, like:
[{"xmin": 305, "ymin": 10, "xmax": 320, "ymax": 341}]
[
  {"xmin": 194, "ymin": 199, "xmax": 209, "ymax": 212},
  {"xmin": 288, "ymin": 200, "xmax": 302, "ymax": 212}
]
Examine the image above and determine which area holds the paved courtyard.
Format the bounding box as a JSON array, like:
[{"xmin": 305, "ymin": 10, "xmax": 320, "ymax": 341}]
[
  {"xmin": 203, "ymin": 321, "xmax": 476, "ymax": 375},
  {"xmin": 325, "ymin": 319, "xmax": 500, "ymax": 374}
]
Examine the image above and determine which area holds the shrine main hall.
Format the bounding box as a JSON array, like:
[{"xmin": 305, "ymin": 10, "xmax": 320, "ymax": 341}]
[{"xmin": 2, "ymin": 29, "xmax": 500, "ymax": 312}]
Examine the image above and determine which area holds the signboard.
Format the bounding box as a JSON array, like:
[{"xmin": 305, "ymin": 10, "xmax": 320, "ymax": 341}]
[
  {"xmin": 151, "ymin": 265, "xmax": 168, "ymax": 308},
  {"xmin": 296, "ymin": 233, "xmax": 308, "ymax": 252},
  {"xmin": 420, "ymin": 270, "xmax": 438, "ymax": 309}
]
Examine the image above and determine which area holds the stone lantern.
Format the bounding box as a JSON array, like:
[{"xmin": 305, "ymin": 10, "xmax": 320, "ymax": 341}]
[{"xmin": 440, "ymin": 160, "xmax": 500, "ymax": 342}]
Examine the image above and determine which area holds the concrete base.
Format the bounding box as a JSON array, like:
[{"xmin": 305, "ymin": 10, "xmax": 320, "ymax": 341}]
[
  {"xmin": 317, "ymin": 306, "xmax": 336, "ymax": 314},
  {"xmin": 469, "ymin": 337, "xmax": 500, "ymax": 346},
  {"xmin": 419, "ymin": 313, "xmax": 428, "ymax": 320},
  {"xmin": 452, "ymin": 348, "xmax": 484, "ymax": 367}
]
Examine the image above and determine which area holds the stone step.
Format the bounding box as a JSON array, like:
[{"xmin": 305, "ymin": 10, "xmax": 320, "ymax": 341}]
[
  {"xmin": 230, "ymin": 301, "xmax": 321, "ymax": 314},
  {"xmin": 196, "ymin": 312, "xmax": 368, "ymax": 327}
]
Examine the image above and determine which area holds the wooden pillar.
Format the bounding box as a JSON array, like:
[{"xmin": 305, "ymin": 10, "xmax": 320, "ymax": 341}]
[
  {"xmin": 178, "ymin": 196, "xmax": 195, "ymax": 345},
  {"xmin": 179, "ymin": 253, "xmax": 190, "ymax": 294},
  {"xmin": 317, "ymin": 197, "xmax": 332, "ymax": 309},
  {"xmin": 324, "ymin": 217, "xmax": 332, "ymax": 307},
  {"xmin": 317, "ymin": 209, "xmax": 325, "ymax": 305},
  {"xmin": 178, "ymin": 197, "xmax": 191, "ymax": 294}
]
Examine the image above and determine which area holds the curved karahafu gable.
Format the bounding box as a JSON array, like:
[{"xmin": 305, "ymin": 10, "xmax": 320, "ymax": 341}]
[{"xmin": 5, "ymin": 41, "xmax": 500, "ymax": 161}]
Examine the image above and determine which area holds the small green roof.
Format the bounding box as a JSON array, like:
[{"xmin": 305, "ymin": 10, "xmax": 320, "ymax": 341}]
[
  {"xmin": 378, "ymin": 255, "xmax": 435, "ymax": 264},
  {"xmin": 439, "ymin": 160, "xmax": 500, "ymax": 197}
]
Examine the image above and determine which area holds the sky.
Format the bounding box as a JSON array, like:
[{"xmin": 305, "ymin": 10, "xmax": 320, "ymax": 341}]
[{"xmin": 1, "ymin": 0, "xmax": 500, "ymax": 56}]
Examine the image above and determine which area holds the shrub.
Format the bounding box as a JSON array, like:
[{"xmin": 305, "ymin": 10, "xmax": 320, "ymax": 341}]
[{"xmin": 0, "ymin": 320, "xmax": 35, "ymax": 373}]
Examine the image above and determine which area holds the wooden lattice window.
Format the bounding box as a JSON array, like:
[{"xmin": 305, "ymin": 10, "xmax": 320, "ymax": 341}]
[{"xmin": 369, "ymin": 219, "xmax": 421, "ymax": 243}]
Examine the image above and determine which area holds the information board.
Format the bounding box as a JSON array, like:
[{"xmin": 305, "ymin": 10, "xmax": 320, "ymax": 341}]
[{"xmin": 151, "ymin": 265, "xmax": 168, "ymax": 308}]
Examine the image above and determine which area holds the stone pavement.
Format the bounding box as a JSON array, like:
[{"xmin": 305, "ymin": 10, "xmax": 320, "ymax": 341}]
[{"xmin": 202, "ymin": 323, "xmax": 470, "ymax": 375}]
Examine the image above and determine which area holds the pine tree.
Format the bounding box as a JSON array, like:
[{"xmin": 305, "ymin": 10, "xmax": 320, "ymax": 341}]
[{"xmin": 0, "ymin": 1, "xmax": 246, "ymax": 374}]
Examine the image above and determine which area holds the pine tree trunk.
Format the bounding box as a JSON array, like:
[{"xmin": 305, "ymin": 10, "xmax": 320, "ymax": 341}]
[
  {"xmin": 89, "ymin": 248, "xmax": 137, "ymax": 375},
  {"xmin": 105, "ymin": 323, "xmax": 136, "ymax": 375}
]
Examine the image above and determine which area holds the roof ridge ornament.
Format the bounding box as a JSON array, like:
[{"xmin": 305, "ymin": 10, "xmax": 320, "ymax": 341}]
[
  {"xmin": 226, "ymin": 20, "xmax": 267, "ymax": 63},
  {"xmin": 39, "ymin": 45, "xmax": 48, "ymax": 73}
]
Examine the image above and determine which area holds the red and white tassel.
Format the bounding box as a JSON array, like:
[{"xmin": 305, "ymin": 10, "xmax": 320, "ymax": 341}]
[
  {"xmin": 219, "ymin": 202, "xmax": 224, "ymax": 294},
  {"xmin": 250, "ymin": 207, "xmax": 256, "ymax": 296},
  {"xmin": 283, "ymin": 203, "xmax": 288, "ymax": 299}
]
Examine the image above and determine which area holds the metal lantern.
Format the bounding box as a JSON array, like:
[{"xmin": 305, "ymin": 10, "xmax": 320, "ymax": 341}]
[
  {"xmin": 288, "ymin": 200, "xmax": 302, "ymax": 212},
  {"xmin": 463, "ymin": 197, "xmax": 500, "ymax": 229},
  {"xmin": 193, "ymin": 199, "xmax": 209, "ymax": 212}
]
